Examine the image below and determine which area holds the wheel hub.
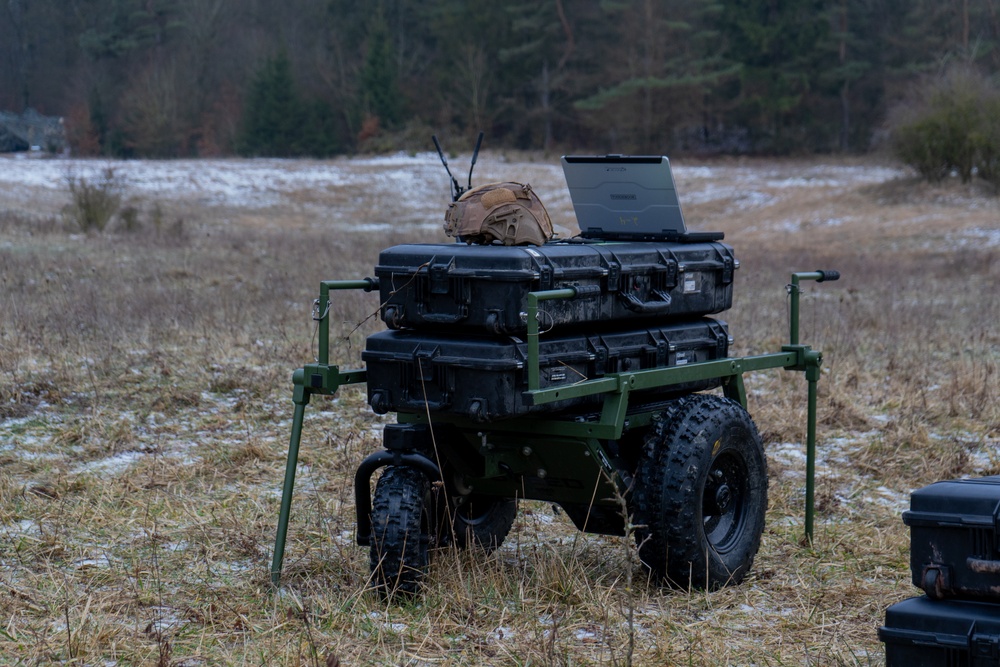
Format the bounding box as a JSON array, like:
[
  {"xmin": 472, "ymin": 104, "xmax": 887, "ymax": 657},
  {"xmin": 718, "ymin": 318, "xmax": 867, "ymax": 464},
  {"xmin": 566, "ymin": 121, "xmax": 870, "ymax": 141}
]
[
  {"xmin": 714, "ymin": 484, "xmax": 732, "ymax": 512},
  {"xmin": 705, "ymin": 468, "xmax": 735, "ymax": 515},
  {"xmin": 703, "ymin": 454, "xmax": 751, "ymax": 547}
]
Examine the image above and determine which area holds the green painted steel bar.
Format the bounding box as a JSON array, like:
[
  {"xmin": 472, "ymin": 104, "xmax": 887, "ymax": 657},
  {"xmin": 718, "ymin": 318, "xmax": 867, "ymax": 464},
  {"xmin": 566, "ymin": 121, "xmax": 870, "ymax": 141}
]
[
  {"xmin": 627, "ymin": 353, "xmax": 796, "ymax": 389},
  {"xmin": 523, "ymin": 376, "xmax": 622, "ymax": 404},
  {"xmin": 722, "ymin": 372, "xmax": 748, "ymax": 408},
  {"xmin": 431, "ymin": 350, "xmax": 801, "ymax": 441},
  {"xmin": 317, "ymin": 279, "xmax": 378, "ymax": 364},
  {"xmin": 598, "ymin": 380, "xmax": 631, "ymax": 437},
  {"xmin": 271, "ymin": 280, "xmax": 375, "ymax": 588},
  {"xmin": 526, "ymin": 288, "xmax": 578, "ymax": 391},
  {"xmin": 789, "ymin": 274, "xmax": 802, "ymax": 346},
  {"xmin": 789, "ymin": 270, "xmax": 838, "ymax": 346},
  {"xmin": 271, "ymin": 364, "xmax": 367, "ymax": 587},
  {"xmin": 271, "ymin": 396, "xmax": 308, "ymax": 586},
  {"xmin": 805, "ymin": 368, "xmax": 819, "ymax": 543},
  {"xmin": 318, "ymin": 283, "xmax": 330, "ymax": 365},
  {"xmin": 787, "ymin": 270, "xmax": 839, "ymax": 542},
  {"xmin": 523, "ymin": 349, "xmax": 798, "ymax": 407}
]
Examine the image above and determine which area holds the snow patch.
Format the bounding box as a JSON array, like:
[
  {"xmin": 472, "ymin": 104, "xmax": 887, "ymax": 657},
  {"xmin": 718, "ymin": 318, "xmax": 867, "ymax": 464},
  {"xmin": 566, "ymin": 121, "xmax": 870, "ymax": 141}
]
[
  {"xmin": 0, "ymin": 155, "xmax": 449, "ymax": 212},
  {"xmin": 74, "ymin": 555, "xmax": 112, "ymax": 570},
  {"xmin": 959, "ymin": 227, "xmax": 1000, "ymax": 247},
  {"xmin": 71, "ymin": 451, "xmax": 144, "ymax": 475}
]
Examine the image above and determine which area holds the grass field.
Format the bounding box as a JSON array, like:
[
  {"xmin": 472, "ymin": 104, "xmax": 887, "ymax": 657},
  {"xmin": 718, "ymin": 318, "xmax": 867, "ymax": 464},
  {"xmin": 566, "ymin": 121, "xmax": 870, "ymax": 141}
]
[{"xmin": 1, "ymin": 152, "xmax": 998, "ymax": 665}]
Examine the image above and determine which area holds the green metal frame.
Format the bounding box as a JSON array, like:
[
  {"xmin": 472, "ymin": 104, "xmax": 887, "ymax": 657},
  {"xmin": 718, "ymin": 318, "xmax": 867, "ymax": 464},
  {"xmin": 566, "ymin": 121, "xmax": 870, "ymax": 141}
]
[{"xmin": 269, "ymin": 271, "xmax": 836, "ymax": 586}]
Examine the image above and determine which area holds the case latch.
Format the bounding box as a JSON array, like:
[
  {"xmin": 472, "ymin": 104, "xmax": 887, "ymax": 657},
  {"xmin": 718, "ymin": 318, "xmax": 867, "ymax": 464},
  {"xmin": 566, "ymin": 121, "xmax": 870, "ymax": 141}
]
[
  {"xmin": 606, "ymin": 262, "xmax": 621, "ymax": 291},
  {"xmin": 722, "ymin": 255, "xmax": 735, "ymax": 284},
  {"xmin": 429, "ymin": 258, "xmax": 456, "ymax": 294},
  {"xmin": 974, "ymin": 635, "xmax": 999, "ymax": 660}
]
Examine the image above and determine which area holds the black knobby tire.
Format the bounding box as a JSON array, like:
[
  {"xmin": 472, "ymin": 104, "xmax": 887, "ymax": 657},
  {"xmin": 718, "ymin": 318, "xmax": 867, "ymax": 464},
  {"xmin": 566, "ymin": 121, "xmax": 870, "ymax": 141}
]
[
  {"xmin": 369, "ymin": 466, "xmax": 436, "ymax": 596},
  {"xmin": 450, "ymin": 496, "xmax": 517, "ymax": 551},
  {"xmin": 633, "ymin": 394, "xmax": 767, "ymax": 589}
]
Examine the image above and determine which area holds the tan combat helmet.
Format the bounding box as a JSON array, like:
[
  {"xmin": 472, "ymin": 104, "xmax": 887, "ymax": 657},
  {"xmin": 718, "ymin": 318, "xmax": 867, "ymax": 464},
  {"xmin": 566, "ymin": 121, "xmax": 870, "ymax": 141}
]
[{"xmin": 443, "ymin": 181, "xmax": 554, "ymax": 246}]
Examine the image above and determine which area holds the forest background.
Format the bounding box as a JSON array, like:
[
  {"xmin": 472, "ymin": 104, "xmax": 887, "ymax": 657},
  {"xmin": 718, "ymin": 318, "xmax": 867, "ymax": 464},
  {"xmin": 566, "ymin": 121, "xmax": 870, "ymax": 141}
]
[{"xmin": 2, "ymin": 0, "xmax": 999, "ymax": 158}]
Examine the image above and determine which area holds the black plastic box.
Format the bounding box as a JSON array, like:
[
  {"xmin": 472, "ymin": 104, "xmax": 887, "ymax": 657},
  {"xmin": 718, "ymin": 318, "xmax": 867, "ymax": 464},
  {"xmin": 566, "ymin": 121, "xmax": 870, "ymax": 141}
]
[
  {"xmin": 362, "ymin": 318, "xmax": 729, "ymax": 421},
  {"xmin": 903, "ymin": 476, "xmax": 1000, "ymax": 600},
  {"xmin": 375, "ymin": 240, "xmax": 737, "ymax": 335},
  {"xmin": 879, "ymin": 595, "xmax": 1000, "ymax": 666}
]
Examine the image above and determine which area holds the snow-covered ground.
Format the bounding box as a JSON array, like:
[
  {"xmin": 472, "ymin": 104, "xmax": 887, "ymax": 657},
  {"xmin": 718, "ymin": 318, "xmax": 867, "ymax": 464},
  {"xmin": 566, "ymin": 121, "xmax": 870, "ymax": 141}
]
[
  {"xmin": 7, "ymin": 152, "xmax": 998, "ymax": 263},
  {"xmin": 0, "ymin": 153, "xmax": 906, "ymax": 207},
  {"xmin": 0, "ymin": 152, "xmax": 919, "ymax": 236},
  {"xmin": 0, "ymin": 153, "xmax": 447, "ymax": 209}
]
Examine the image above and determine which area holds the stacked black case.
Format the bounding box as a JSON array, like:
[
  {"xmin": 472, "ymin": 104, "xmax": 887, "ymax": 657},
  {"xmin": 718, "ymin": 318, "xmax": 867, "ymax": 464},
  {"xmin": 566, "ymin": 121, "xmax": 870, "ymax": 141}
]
[
  {"xmin": 903, "ymin": 477, "xmax": 1000, "ymax": 601},
  {"xmin": 363, "ymin": 238, "xmax": 737, "ymax": 420},
  {"xmin": 375, "ymin": 240, "xmax": 737, "ymax": 335},
  {"xmin": 879, "ymin": 596, "xmax": 1000, "ymax": 666},
  {"xmin": 879, "ymin": 476, "xmax": 1000, "ymax": 666},
  {"xmin": 363, "ymin": 319, "xmax": 729, "ymax": 421}
]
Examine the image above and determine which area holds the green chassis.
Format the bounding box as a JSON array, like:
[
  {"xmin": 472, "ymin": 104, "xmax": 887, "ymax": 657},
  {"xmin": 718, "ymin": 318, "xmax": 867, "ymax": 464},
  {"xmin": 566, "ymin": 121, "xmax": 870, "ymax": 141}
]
[{"xmin": 269, "ymin": 270, "xmax": 839, "ymax": 586}]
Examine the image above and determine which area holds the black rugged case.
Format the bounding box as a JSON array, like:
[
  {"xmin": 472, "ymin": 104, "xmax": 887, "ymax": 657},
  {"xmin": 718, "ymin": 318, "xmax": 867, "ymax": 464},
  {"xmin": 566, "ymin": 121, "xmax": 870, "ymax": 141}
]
[
  {"xmin": 375, "ymin": 240, "xmax": 737, "ymax": 335},
  {"xmin": 879, "ymin": 595, "xmax": 1000, "ymax": 666},
  {"xmin": 362, "ymin": 318, "xmax": 729, "ymax": 421},
  {"xmin": 903, "ymin": 476, "xmax": 1000, "ymax": 601}
]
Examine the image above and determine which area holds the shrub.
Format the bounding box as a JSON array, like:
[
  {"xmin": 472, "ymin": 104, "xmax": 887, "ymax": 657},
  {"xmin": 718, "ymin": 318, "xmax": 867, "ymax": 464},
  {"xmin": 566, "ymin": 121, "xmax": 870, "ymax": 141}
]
[
  {"xmin": 972, "ymin": 96, "xmax": 1000, "ymax": 187},
  {"xmin": 889, "ymin": 65, "xmax": 1000, "ymax": 187},
  {"xmin": 63, "ymin": 167, "xmax": 125, "ymax": 232}
]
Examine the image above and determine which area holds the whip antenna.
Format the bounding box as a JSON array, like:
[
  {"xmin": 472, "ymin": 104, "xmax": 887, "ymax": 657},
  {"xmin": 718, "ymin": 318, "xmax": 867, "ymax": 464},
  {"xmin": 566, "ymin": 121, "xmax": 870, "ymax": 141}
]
[
  {"xmin": 432, "ymin": 135, "xmax": 463, "ymax": 201},
  {"xmin": 467, "ymin": 131, "xmax": 484, "ymax": 193}
]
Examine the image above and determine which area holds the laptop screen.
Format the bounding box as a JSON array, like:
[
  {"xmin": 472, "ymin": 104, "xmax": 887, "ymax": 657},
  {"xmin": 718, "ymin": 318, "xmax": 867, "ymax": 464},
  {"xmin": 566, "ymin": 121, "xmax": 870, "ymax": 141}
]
[{"xmin": 561, "ymin": 155, "xmax": 688, "ymax": 241}]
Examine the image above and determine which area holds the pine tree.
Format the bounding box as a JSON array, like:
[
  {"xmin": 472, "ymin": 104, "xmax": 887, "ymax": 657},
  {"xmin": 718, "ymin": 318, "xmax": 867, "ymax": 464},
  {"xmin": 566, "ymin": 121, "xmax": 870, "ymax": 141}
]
[
  {"xmin": 360, "ymin": 11, "xmax": 403, "ymax": 130},
  {"xmin": 716, "ymin": 0, "xmax": 830, "ymax": 152},
  {"xmin": 417, "ymin": 0, "xmax": 514, "ymax": 136},
  {"xmin": 573, "ymin": 0, "xmax": 736, "ymax": 152},
  {"xmin": 238, "ymin": 51, "xmax": 307, "ymax": 157},
  {"xmin": 497, "ymin": 0, "xmax": 576, "ymax": 150}
]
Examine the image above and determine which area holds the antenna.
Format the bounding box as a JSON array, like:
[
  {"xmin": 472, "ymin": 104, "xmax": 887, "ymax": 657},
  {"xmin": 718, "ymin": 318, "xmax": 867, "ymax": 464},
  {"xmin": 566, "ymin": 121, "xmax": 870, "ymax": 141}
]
[
  {"xmin": 432, "ymin": 132, "xmax": 485, "ymax": 201},
  {"xmin": 467, "ymin": 131, "xmax": 484, "ymax": 194},
  {"xmin": 432, "ymin": 135, "xmax": 462, "ymax": 201}
]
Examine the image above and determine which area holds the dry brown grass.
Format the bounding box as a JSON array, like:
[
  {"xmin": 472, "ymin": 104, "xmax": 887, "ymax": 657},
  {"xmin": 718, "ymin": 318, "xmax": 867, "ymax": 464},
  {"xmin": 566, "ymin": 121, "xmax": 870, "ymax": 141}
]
[{"xmin": 0, "ymin": 154, "xmax": 997, "ymax": 665}]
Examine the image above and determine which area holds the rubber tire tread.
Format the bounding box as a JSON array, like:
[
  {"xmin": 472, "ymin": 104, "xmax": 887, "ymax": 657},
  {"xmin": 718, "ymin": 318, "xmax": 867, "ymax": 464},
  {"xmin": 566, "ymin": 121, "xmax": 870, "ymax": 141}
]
[
  {"xmin": 633, "ymin": 394, "xmax": 767, "ymax": 589},
  {"xmin": 369, "ymin": 466, "xmax": 431, "ymax": 596},
  {"xmin": 451, "ymin": 497, "xmax": 517, "ymax": 551}
]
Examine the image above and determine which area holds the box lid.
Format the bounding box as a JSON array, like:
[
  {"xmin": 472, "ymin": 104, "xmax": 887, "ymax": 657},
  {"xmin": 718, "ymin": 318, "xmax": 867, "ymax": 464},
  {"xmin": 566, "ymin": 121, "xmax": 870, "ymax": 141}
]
[{"xmin": 903, "ymin": 476, "xmax": 1000, "ymax": 530}]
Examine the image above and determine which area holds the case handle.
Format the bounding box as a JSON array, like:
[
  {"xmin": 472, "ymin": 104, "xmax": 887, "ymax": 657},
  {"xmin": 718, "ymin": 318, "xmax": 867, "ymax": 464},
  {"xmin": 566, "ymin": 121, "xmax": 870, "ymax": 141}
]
[
  {"xmin": 404, "ymin": 397, "xmax": 449, "ymax": 411},
  {"xmin": 619, "ymin": 290, "xmax": 672, "ymax": 314},
  {"xmin": 420, "ymin": 309, "xmax": 469, "ymax": 324},
  {"xmin": 967, "ymin": 557, "xmax": 1000, "ymax": 575}
]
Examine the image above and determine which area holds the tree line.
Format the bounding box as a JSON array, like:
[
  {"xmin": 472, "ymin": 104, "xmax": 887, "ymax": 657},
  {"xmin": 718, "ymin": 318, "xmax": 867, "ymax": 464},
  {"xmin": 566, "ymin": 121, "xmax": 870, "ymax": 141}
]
[{"xmin": 2, "ymin": 0, "xmax": 998, "ymax": 157}]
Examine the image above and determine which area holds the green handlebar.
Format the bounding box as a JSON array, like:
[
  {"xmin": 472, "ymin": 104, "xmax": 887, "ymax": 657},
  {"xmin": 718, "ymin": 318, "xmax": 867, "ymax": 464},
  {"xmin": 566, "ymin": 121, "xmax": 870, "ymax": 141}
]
[
  {"xmin": 789, "ymin": 270, "xmax": 840, "ymax": 345},
  {"xmin": 525, "ymin": 287, "xmax": 579, "ymax": 391},
  {"xmin": 788, "ymin": 270, "xmax": 839, "ymax": 543}
]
